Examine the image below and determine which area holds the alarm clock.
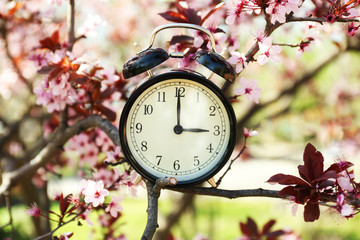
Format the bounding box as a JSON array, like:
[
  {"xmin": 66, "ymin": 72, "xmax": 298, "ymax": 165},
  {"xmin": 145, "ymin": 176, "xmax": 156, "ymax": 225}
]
[{"xmin": 119, "ymin": 23, "xmax": 237, "ymax": 186}]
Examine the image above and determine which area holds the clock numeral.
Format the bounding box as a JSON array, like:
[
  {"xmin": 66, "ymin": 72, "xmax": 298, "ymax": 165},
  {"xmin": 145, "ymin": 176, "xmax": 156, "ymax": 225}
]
[
  {"xmin": 141, "ymin": 141, "xmax": 148, "ymax": 151},
  {"xmin": 213, "ymin": 125, "xmax": 220, "ymax": 136},
  {"xmin": 173, "ymin": 160, "xmax": 180, "ymax": 171},
  {"xmin": 194, "ymin": 156, "xmax": 200, "ymax": 166},
  {"xmin": 206, "ymin": 143, "xmax": 213, "ymax": 153},
  {"xmin": 144, "ymin": 104, "xmax": 153, "ymax": 115},
  {"xmin": 196, "ymin": 92, "xmax": 200, "ymax": 102},
  {"xmin": 209, "ymin": 106, "xmax": 216, "ymax": 116},
  {"xmin": 156, "ymin": 155, "xmax": 162, "ymax": 165},
  {"xmin": 157, "ymin": 92, "xmax": 166, "ymax": 102},
  {"xmin": 175, "ymin": 87, "xmax": 185, "ymax": 97},
  {"xmin": 135, "ymin": 123, "xmax": 142, "ymax": 133}
]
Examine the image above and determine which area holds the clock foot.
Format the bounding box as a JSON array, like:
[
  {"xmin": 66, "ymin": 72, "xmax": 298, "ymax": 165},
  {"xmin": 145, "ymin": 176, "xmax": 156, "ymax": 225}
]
[
  {"xmin": 207, "ymin": 177, "xmax": 217, "ymax": 188},
  {"xmin": 134, "ymin": 175, "xmax": 143, "ymax": 185}
]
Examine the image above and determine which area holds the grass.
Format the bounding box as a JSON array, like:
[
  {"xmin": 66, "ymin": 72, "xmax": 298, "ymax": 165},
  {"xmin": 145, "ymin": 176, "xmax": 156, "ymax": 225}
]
[{"xmin": 1, "ymin": 195, "xmax": 360, "ymax": 240}]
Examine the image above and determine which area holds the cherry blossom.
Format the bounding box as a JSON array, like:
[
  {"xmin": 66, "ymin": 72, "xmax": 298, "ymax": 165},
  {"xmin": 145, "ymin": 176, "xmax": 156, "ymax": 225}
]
[
  {"xmin": 105, "ymin": 196, "xmax": 123, "ymax": 218},
  {"xmin": 82, "ymin": 180, "xmax": 109, "ymax": 207},
  {"xmin": 95, "ymin": 128, "xmax": 115, "ymax": 152},
  {"xmin": 225, "ymin": 0, "xmax": 261, "ymax": 25},
  {"xmin": 122, "ymin": 171, "xmax": 144, "ymax": 197},
  {"xmin": 243, "ymin": 127, "xmax": 258, "ymax": 138},
  {"xmin": 337, "ymin": 170, "xmax": 355, "ymax": 192},
  {"xmin": 257, "ymin": 37, "xmax": 282, "ymax": 65},
  {"xmin": 336, "ymin": 194, "xmax": 355, "ymax": 217},
  {"xmin": 265, "ymin": 0, "xmax": 302, "ymax": 24},
  {"xmin": 227, "ymin": 34, "xmax": 240, "ymax": 52},
  {"xmin": 25, "ymin": 203, "xmax": 41, "ymax": 218},
  {"xmin": 33, "ymin": 73, "xmax": 77, "ymax": 113},
  {"xmin": 234, "ymin": 77, "xmax": 261, "ymax": 104},
  {"xmin": 228, "ymin": 51, "xmax": 247, "ymax": 73},
  {"xmin": 105, "ymin": 146, "xmax": 123, "ymax": 164},
  {"xmin": 347, "ymin": 22, "xmax": 359, "ymax": 36}
]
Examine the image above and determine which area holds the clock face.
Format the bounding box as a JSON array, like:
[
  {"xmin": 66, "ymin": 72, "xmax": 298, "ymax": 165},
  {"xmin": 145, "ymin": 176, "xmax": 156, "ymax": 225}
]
[{"xmin": 119, "ymin": 71, "xmax": 236, "ymax": 185}]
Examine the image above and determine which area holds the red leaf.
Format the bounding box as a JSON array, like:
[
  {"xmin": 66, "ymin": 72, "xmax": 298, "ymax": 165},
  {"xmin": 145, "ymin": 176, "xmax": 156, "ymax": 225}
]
[
  {"xmin": 39, "ymin": 31, "xmax": 61, "ymax": 52},
  {"xmin": 158, "ymin": 11, "xmax": 189, "ymax": 23},
  {"xmin": 240, "ymin": 217, "xmax": 258, "ymax": 237},
  {"xmin": 94, "ymin": 105, "xmax": 117, "ymax": 122},
  {"xmin": 175, "ymin": 1, "xmax": 201, "ymax": 24},
  {"xmin": 261, "ymin": 219, "xmax": 276, "ymax": 235},
  {"xmin": 267, "ymin": 174, "xmax": 310, "ymax": 186},
  {"xmin": 304, "ymin": 201, "xmax": 320, "ymax": 222},
  {"xmin": 200, "ymin": 2, "xmax": 225, "ymax": 25},
  {"xmin": 302, "ymin": 143, "xmax": 324, "ymax": 181}
]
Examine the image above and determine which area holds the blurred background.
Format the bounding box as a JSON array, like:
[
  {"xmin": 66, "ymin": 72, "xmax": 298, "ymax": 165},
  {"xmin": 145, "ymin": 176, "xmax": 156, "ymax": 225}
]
[{"xmin": 0, "ymin": 0, "xmax": 360, "ymax": 239}]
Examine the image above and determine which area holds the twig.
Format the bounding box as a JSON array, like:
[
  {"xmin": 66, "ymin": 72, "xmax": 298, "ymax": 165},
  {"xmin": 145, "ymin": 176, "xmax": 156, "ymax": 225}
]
[
  {"xmin": 33, "ymin": 209, "xmax": 86, "ymax": 240},
  {"xmin": 216, "ymin": 138, "xmax": 247, "ymax": 187}
]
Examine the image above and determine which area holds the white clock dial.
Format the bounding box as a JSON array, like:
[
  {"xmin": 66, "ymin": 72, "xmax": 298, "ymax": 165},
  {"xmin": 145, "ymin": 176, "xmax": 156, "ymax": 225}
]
[{"xmin": 120, "ymin": 72, "xmax": 236, "ymax": 185}]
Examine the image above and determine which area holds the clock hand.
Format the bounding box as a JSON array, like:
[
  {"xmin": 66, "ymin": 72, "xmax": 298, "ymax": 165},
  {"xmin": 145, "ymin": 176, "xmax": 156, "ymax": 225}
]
[
  {"xmin": 176, "ymin": 92, "xmax": 181, "ymax": 126},
  {"xmin": 182, "ymin": 128, "xmax": 209, "ymax": 133}
]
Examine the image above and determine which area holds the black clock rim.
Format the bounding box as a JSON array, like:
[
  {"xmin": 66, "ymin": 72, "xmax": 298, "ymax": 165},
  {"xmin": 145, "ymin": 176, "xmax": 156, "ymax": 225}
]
[{"xmin": 119, "ymin": 71, "xmax": 237, "ymax": 186}]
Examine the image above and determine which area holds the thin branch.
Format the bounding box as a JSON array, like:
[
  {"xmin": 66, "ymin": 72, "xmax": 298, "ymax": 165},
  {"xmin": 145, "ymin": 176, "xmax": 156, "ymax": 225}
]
[
  {"xmin": 0, "ymin": 19, "xmax": 32, "ymax": 90},
  {"xmin": 67, "ymin": 0, "xmax": 76, "ymax": 51},
  {"xmin": 216, "ymin": 138, "xmax": 247, "ymax": 187},
  {"xmin": 168, "ymin": 187, "xmax": 283, "ymax": 200},
  {"xmin": 33, "ymin": 209, "xmax": 86, "ymax": 240},
  {"xmin": 287, "ymin": 16, "xmax": 360, "ymax": 24},
  {"xmin": 0, "ymin": 115, "xmax": 120, "ymax": 198},
  {"xmin": 237, "ymin": 50, "xmax": 343, "ymax": 128}
]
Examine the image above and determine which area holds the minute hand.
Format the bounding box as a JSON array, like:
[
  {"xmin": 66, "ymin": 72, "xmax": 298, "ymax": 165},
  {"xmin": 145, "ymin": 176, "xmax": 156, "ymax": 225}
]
[{"xmin": 182, "ymin": 128, "xmax": 209, "ymax": 133}]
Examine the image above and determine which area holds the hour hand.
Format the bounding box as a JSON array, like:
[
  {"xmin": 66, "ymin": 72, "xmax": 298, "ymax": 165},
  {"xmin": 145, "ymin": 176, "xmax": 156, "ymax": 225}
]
[{"xmin": 182, "ymin": 128, "xmax": 209, "ymax": 133}]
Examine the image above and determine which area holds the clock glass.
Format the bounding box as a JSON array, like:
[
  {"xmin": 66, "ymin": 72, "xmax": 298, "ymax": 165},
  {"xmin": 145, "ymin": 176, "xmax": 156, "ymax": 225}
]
[{"xmin": 119, "ymin": 71, "xmax": 236, "ymax": 185}]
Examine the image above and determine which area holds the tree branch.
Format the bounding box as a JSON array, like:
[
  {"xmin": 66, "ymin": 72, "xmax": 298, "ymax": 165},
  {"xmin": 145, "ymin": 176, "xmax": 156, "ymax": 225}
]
[
  {"xmin": 168, "ymin": 187, "xmax": 283, "ymax": 200},
  {"xmin": 287, "ymin": 16, "xmax": 360, "ymax": 24},
  {"xmin": 142, "ymin": 178, "xmax": 177, "ymax": 240},
  {"xmin": 237, "ymin": 50, "xmax": 343, "ymax": 128},
  {"xmin": 0, "ymin": 115, "xmax": 119, "ymax": 198}
]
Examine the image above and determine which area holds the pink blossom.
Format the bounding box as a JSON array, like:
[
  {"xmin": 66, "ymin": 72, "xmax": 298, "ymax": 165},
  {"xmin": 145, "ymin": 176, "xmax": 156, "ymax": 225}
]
[
  {"xmin": 95, "ymin": 129, "xmax": 115, "ymax": 152},
  {"xmin": 228, "ymin": 51, "xmax": 247, "ymax": 73},
  {"xmin": 257, "ymin": 37, "xmax": 282, "ymax": 65},
  {"xmin": 296, "ymin": 41, "xmax": 312, "ymax": 57},
  {"xmin": 122, "ymin": 171, "xmax": 144, "ymax": 197},
  {"xmin": 234, "ymin": 77, "xmax": 261, "ymax": 104},
  {"xmin": 25, "ymin": 203, "xmax": 41, "ymax": 218},
  {"xmin": 347, "ymin": 22, "xmax": 359, "ymax": 36},
  {"xmin": 225, "ymin": 0, "xmax": 261, "ymax": 25},
  {"xmin": 227, "ymin": 34, "xmax": 240, "ymax": 52},
  {"xmin": 105, "ymin": 146, "xmax": 123, "ymax": 164},
  {"xmin": 336, "ymin": 194, "xmax": 355, "ymax": 217},
  {"xmin": 57, "ymin": 232, "xmax": 73, "ymax": 240},
  {"xmin": 265, "ymin": 0, "xmax": 302, "ymax": 24},
  {"xmin": 337, "ymin": 170, "xmax": 354, "ymax": 192},
  {"xmin": 105, "ymin": 196, "xmax": 123, "ymax": 218},
  {"xmin": 33, "ymin": 73, "xmax": 77, "ymax": 113},
  {"xmin": 243, "ymin": 127, "xmax": 258, "ymax": 138},
  {"xmin": 179, "ymin": 53, "xmax": 197, "ymax": 70},
  {"xmin": 82, "ymin": 180, "xmax": 109, "ymax": 207},
  {"xmin": 93, "ymin": 168, "xmax": 121, "ymax": 187},
  {"xmin": 98, "ymin": 66, "xmax": 120, "ymax": 90}
]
